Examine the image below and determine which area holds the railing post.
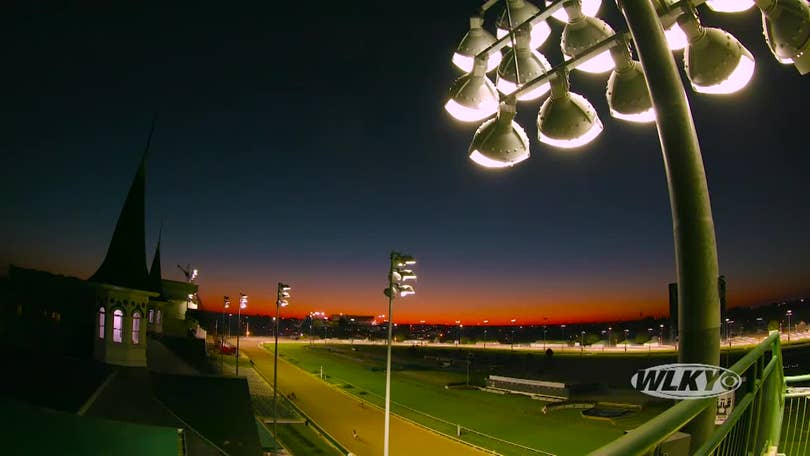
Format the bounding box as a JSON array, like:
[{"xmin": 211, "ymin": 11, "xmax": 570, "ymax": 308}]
[{"xmin": 757, "ymin": 332, "xmax": 785, "ymax": 453}]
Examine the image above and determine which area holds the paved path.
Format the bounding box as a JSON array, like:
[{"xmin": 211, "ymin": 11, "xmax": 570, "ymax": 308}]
[{"xmin": 240, "ymin": 338, "xmax": 488, "ymax": 456}]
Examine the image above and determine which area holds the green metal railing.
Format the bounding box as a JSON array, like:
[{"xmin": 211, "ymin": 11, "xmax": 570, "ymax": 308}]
[
  {"xmin": 591, "ymin": 331, "xmax": 791, "ymax": 456},
  {"xmin": 780, "ymin": 374, "xmax": 810, "ymax": 455}
]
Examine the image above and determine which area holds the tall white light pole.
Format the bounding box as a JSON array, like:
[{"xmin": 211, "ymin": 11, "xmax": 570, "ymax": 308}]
[
  {"xmin": 236, "ymin": 293, "xmax": 247, "ymax": 376},
  {"xmin": 274, "ymin": 283, "xmax": 290, "ymax": 454},
  {"xmin": 384, "ymin": 252, "xmax": 417, "ymax": 456},
  {"xmin": 222, "ymin": 296, "xmax": 230, "ymax": 374},
  {"xmin": 787, "ymin": 309, "xmax": 793, "ymax": 342}
]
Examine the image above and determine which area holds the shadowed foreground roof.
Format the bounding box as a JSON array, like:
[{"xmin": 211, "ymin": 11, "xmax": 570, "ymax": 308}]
[{"xmin": 1, "ymin": 398, "xmax": 180, "ymax": 456}]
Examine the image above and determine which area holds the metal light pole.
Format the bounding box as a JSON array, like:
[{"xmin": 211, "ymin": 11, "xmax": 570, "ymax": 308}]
[
  {"xmin": 222, "ymin": 296, "xmax": 230, "ymax": 374},
  {"xmin": 236, "ymin": 293, "xmax": 247, "ymax": 376},
  {"xmin": 274, "ymin": 283, "xmax": 290, "ymax": 454},
  {"xmin": 624, "ymin": 329, "xmax": 629, "ymax": 352},
  {"xmin": 787, "ymin": 310, "xmax": 793, "ymax": 342},
  {"xmin": 384, "ymin": 251, "xmax": 416, "ymax": 456}
]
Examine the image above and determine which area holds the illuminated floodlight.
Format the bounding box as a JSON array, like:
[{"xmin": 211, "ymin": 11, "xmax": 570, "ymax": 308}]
[
  {"xmin": 537, "ymin": 75, "xmax": 603, "ymax": 148},
  {"xmin": 706, "ymin": 0, "xmax": 755, "ymax": 13},
  {"xmin": 684, "ymin": 26, "xmax": 755, "ymax": 94},
  {"xmin": 469, "ymin": 102, "xmax": 530, "ymax": 168},
  {"xmin": 546, "ymin": 0, "xmax": 601, "ymax": 22},
  {"xmin": 445, "ymin": 62, "xmax": 499, "ymax": 122},
  {"xmin": 496, "ymin": 29, "xmax": 551, "ymax": 100},
  {"xmin": 561, "ymin": 16, "xmax": 616, "ymax": 74},
  {"xmin": 496, "ymin": 0, "xmax": 551, "ymax": 49},
  {"xmin": 665, "ymin": 23, "xmax": 687, "ymax": 51},
  {"xmin": 398, "ymin": 284, "xmax": 416, "ymax": 297},
  {"xmin": 453, "ymin": 16, "xmax": 502, "ymax": 72},
  {"xmin": 606, "ymin": 53, "xmax": 655, "ymax": 123},
  {"xmin": 239, "ymin": 293, "xmax": 248, "ymax": 309},
  {"xmin": 760, "ymin": 0, "xmax": 810, "ymax": 73},
  {"xmin": 393, "ymin": 269, "xmax": 417, "ymax": 281}
]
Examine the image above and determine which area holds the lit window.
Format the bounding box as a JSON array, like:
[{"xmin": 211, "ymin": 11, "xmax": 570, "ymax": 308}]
[
  {"xmin": 113, "ymin": 309, "xmax": 123, "ymax": 343},
  {"xmin": 98, "ymin": 307, "xmax": 105, "ymax": 339},
  {"xmin": 148, "ymin": 309, "xmax": 154, "ymax": 324},
  {"xmin": 156, "ymin": 309, "xmax": 162, "ymax": 325},
  {"xmin": 132, "ymin": 312, "xmax": 141, "ymax": 344}
]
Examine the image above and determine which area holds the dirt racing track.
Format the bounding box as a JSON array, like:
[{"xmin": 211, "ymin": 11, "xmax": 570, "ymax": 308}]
[{"xmin": 240, "ymin": 338, "xmax": 487, "ymax": 456}]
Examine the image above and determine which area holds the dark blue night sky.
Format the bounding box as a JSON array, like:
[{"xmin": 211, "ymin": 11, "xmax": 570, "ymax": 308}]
[{"xmin": 2, "ymin": 1, "xmax": 808, "ymax": 323}]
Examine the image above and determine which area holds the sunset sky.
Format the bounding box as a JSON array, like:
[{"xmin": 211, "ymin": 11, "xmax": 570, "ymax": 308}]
[{"xmin": 2, "ymin": 1, "xmax": 808, "ymax": 324}]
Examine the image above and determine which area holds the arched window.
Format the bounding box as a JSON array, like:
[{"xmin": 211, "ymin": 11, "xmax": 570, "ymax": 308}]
[
  {"xmin": 148, "ymin": 309, "xmax": 154, "ymax": 324},
  {"xmin": 156, "ymin": 309, "xmax": 162, "ymax": 325},
  {"xmin": 113, "ymin": 309, "xmax": 124, "ymax": 343},
  {"xmin": 132, "ymin": 312, "xmax": 141, "ymax": 344},
  {"xmin": 98, "ymin": 307, "xmax": 106, "ymax": 339}
]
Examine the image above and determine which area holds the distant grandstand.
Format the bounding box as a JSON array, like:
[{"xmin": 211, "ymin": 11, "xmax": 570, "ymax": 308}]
[{"xmin": 486, "ymin": 375, "xmax": 570, "ymax": 400}]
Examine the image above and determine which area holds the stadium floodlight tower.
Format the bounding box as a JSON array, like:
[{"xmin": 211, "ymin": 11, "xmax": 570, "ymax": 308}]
[
  {"xmin": 221, "ymin": 296, "xmax": 230, "ymax": 373},
  {"xmin": 444, "ymin": 0, "xmax": 809, "ymax": 449},
  {"xmin": 383, "ymin": 251, "xmax": 417, "ymax": 456},
  {"xmin": 236, "ymin": 293, "xmax": 247, "ymax": 376},
  {"xmin": 274, "ymin": 283, "xmax": 291, "ymax": 454}
]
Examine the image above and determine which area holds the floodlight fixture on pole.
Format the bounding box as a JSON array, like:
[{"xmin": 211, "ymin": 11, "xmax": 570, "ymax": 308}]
[
  {"xmin": 446, "ymin": 57, "xmax": 500, "ymax": 122},
  {"xmin": 561, "ymin": 3, "xmax": 616, "ymax": 73},
  {"xmin": 547, "ymin": 0, "xmax": 601, "ymax": 23},
  {"xmin": 273, "ymin": 282, "xmax": 291, "ymax": 453},
  {"xmin": 679, "ymin": 12, "xmax": 755, "ymax": 94},
  {"xmin": 496, "ymin": 28, "xmax": 552, "ymax": 100},
  {"xmin": 236, "ymin": 293, "xmax": 247, "ymax": 376},
  {"xmin": 222, "ymin": 296, "xmax": 230, "ymax": 374},
  {"xmin": 537, "ymin": 71, "xmax": 603, "ymax": 148},
  {"xmin": 384, "ymin": 251, "xmax": 417, "ymax": 456},
  {"xmin": 787, "ymin": 309, "xmax": 793, "ymax": 342},
  {"xmin": 758, "ymin": 0, "xmax": 810, "ymax": 74},
  {"xmin": 454, "ymin": 15, "xmax": 502, "ymax": 72},
  {"xmin": 496, "ymin": 0, "xmax": 551, "ymax": 49},
  {"xmin": 469, "ymin": 100, "xmax": 530, "ymax": 168},
  {"xmin": 707, "ymin": 0, "xmax": 756, "ymax": 13}
]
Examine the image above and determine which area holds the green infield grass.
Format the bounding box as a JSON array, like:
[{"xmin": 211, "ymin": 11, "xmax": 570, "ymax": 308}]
[{"xmin": 273, "ymin": 343, "xmax": 670, "ymax": 456}]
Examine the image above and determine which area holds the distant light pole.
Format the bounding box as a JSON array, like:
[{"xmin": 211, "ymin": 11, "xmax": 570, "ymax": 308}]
[
  {"xmin": 787, "ymin": 309, "xmax": 793, "ymax": 342},
  {"xmin": 383, "ymin": 251, "xmax": 417, "ymax": 456},
  {"xmin": 580, "ymin": 331, "xmax": 586, "ymax": 354},
  {"xmin": 608, "ymin": 326, "xmax": 613, "ymax": 348},
  {"xmin": 235, "ymin": 293, "xmax": 247, "ymax": 376},
  {"xmin": 222, "ymin": 296, "xmax": 230, "ymax": 374},
  {"xmin": 561, "ymin": 324, "xmax": 566, "ymax": 349},
  {"xmin": 624, "ymin": 329, "xmax": 630, "ymax": 352},
  {"xmin": 543, "ymin": 326, "xmax": 547, "ymax": 349},
  {"xmin": 273, "ymin": 283, "xmax": 291, "ymax": 454},
  {"xmin": 659, "ymin": 324, "xmax": 664, "ymax": 346},
  {"xmin": 511, "ymin": 318, "xmax": 517, "ymax": 349},
  {"xmin": 483, "ymin": 320, "xmax": 489, "ymax": 348}
]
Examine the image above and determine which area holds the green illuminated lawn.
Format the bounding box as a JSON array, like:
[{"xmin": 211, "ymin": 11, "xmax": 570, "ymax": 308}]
[{"xmin": 275, "ymin": 343, "xmax": 669, "ymax": 456}]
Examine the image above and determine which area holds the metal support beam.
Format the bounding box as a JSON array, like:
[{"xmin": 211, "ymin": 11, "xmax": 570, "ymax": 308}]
[{"xmin": 618, "ymin": 0, "xmax": 721, "ymax": 451}]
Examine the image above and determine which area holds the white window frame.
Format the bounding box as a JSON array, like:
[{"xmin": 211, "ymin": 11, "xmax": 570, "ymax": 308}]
[
  {"xmin": 113, "ymin": 309, "xmax": 124, "ymax": 343},
  {"xmin": 98, "ymin": 307, "xmax": 106, "ymax": 339}
]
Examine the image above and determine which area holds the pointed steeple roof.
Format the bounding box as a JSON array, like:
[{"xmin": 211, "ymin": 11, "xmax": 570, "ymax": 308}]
[
  {"xmin": 148, "ymin": 224, "xmax": 164, "ymax": 294},
  {"xmin": 90, "ymin": 122, "xmax": 155, "ymax": 290}
]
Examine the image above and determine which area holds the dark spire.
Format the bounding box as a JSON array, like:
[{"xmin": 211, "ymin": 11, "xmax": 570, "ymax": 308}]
[
  {"xmin": 148, "ymin": 222, "xmax": 164, "ymax": 294},
  {"xmin": 89, "ymin": 121, "xmax": 156, "ymax": 290}
]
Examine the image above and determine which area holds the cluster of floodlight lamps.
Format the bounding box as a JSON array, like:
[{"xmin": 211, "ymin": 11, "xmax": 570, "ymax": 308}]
[
  {"xmin": 445, "ymin": 0, "xmax": 810, "ymax": 168},
  {"xmin": 383, "ymin": 252, "xmax": 417, "ymax": 456}
]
